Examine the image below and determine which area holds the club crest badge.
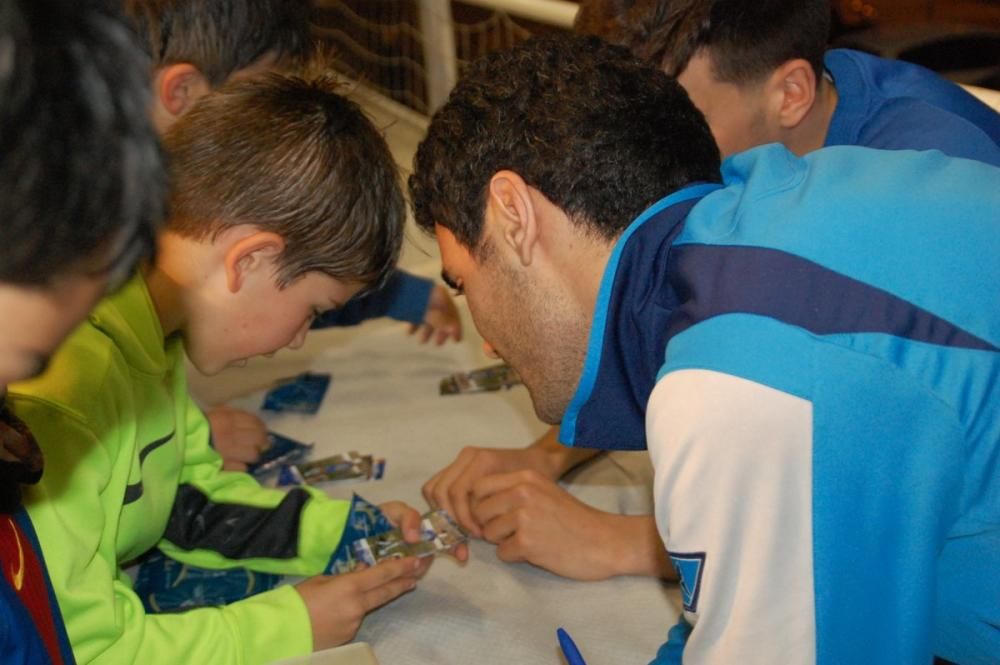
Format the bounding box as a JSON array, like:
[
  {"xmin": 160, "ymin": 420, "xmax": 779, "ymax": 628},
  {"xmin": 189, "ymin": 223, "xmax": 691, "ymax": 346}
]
[{"xmin": 669, "ymin": 551, "xmax": 706, "ymax": 613}]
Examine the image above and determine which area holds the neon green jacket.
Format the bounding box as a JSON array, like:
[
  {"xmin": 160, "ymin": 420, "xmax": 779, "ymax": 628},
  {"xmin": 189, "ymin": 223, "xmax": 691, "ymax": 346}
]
[{"xmin": 9, "ymin": 274, "xmax": 350, "ymax": 664}]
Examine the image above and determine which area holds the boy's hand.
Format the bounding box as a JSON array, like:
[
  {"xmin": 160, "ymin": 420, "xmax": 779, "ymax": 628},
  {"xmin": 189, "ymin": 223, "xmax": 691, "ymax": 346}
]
[
  {"xmin": 378, "ymin": 500, "xmax": 424, "ymax": 543},
  {"xmin": 296, "ymin": 557, "xmax": 429, "ymax": 651},
  {"xmin": 380, "ymin": 500, "xmax": 469, "ymax": 563},
  {"xmin": 205, "ymin": 405, "xmax": 269, "ymax": 471},
  {"xmin": 408, "ymin": 285, "xmax": 462, "ymax": 345}
]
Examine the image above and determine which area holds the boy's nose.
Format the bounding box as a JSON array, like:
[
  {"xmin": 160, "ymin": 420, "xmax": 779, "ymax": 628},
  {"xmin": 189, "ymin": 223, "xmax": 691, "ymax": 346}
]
[
  {"xmin": 482, "ymin": 340, "xmax": 500, "ymax": 359},
  {"xmin": 288, "ymin": 324, "xmax": 309, "ymax": 350}
]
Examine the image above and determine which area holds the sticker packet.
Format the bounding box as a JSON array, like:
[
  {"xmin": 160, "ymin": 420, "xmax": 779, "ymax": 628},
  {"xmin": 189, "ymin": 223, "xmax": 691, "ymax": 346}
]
[
  {"xmin": 277, "ymin": 451, "xmax": 385, "ymax": 487},
  {"xmin": 261, "ymin": 371, "xmax": 331, "ymax": 414},
  {"xmin": 325, "ymin": 494, "xmax": 397, "ymax": 574},
  {"xmin": 325, "ymin": 497, "xmax": 467, "ymax": 573},
  {"xmin": 351, "ymin": 509, "xmax": 467, "ymax": 568},
  {"xmin": 247, "ymin": 431, "xmax": 314, "ymax": 479},
  {"xmin": 439, "ymin": 363, "xmax": 522, "ymax": 395}
]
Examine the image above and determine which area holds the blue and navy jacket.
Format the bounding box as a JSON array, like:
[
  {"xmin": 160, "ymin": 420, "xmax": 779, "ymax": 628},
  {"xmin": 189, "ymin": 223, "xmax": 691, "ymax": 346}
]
[
  {"xmin": 824, "ymin": 48, "xmax": 1000, "ymax": 165},
  {"xmin": 561, "ymin": 144, "xmax": 999, "ymax": 664}
]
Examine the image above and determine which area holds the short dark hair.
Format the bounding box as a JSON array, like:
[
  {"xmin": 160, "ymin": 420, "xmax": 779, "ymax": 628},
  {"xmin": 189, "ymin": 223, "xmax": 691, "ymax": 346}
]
[
  {"xmin": 164, "ymin": 73, "xmax": 405, "ymax": 291},
  {"xmin": 575, "ymin": 0, "xmax": 830, "ymax": 84},
  {"xmin": 0, "ymin": 0, "xmax": 165, "ymax": 286},
  {"xmin": 409, "ymin": 35, "xmax": 720, "ymax": 252},
  {"xmin": 124, "ymin": 0, "xmax": 312, "ymax": 86}
]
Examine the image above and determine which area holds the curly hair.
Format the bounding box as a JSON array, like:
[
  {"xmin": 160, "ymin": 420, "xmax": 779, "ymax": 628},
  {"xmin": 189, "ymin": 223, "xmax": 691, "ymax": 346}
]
[
  {"xmin": 575, "ymin": 0, "xmax": 830, "ymax": 84},
  {"xmin": 165, "ymin": 73, "xmax": 404, "ymax": 291},
  {"xmin": 409, "ymin": 35, "xmax": 720, "ymax": 252}
]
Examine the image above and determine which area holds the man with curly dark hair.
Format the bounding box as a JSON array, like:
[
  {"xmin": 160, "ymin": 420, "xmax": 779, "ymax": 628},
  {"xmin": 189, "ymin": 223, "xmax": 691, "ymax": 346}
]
[
  {"xmin": 413, "ymin": 35, "xmax": 1000, "ymax": 665},
  {"xmin": 427, "ymin": 0, "xmax": 1000, "ymax": 598}
]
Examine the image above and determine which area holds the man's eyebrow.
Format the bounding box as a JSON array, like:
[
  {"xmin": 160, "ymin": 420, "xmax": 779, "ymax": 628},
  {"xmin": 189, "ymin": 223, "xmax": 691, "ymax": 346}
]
[{"xmin": 440, "ymin": 270, "xmax": 460, "ymax": 291}]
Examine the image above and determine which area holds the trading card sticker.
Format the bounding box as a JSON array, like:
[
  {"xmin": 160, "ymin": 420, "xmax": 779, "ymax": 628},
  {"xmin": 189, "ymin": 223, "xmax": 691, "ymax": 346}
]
[
  {"xmin": 440, "ymin": 363, "xmax": 522, "ymax": 395},
  {"xmin": 277, "ymin": 451, "xmax": 385, "ymax": 487},
  {"xmin": 351, "ymin": 509, "xmax": 467, "ymax": 568},
  {"xmin": 325, "ymin": 494, "xmax": 397, "ymax": 574},
  {"xmin": 261, "ymin": 372, "xmax": 332, "ymax": 414},
  {"xmin": 248, "ymin": 432, "xmax": 314, "ymax": 478}
]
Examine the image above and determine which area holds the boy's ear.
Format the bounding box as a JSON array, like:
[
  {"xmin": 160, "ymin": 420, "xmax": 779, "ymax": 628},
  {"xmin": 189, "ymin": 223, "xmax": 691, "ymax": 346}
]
[
  {"xmin": 152, "ymin": 64, "xmax": 212, "ymax": 129},
  {"xmin": 223, "ymin": 231, "xmax": 286, "ymax": 294},
  {"xmin": 767, "ymin": 58, "xmax": 817, "ymax": 130},
  {"xmin": 486, "ymin": 170, "xmax": 538, "ymax": 268}
]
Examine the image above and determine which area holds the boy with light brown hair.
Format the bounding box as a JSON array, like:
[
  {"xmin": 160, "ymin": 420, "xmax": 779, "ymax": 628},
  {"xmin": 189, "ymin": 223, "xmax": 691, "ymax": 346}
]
[
  {"xmin": 9, "ymin": 73, "xmax": 457, "ymax": 665},
  {"xmin": 123, "ymin": 0, "xmax": 462, "ymax": 470}
]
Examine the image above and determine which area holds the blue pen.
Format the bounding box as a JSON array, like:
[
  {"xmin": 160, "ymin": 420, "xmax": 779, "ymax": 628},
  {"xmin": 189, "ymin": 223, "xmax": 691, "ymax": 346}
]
[{"xmin": 557, "ymin": 627, "xmax": 588, "ymax": 665}]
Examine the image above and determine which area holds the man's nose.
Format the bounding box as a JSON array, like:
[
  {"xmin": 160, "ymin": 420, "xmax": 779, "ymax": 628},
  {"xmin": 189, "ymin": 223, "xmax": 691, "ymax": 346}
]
[{"xmin": 482, "ymin": 340, "xmax": 500, "ymax": 359}]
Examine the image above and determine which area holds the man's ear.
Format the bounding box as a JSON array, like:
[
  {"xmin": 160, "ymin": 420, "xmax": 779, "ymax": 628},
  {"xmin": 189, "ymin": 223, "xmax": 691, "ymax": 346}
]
[
  {"xmin": 486, "ymin": 170, "xmax": 538, "ymax": 268},
  {"xmin": 766, "ymin": 58, "xmax": 817, "ymax": 130},
  {"xmin": 152, "ymin": 64, "xmax": 212, "ymax": 129},
  {"xmin": 223, "ymin": 231, "xmax": 286, "ymax": 294}
]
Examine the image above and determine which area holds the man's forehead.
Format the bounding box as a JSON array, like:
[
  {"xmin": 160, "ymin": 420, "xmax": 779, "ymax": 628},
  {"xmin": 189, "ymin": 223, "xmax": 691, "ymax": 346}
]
[{"xmin": 433, "ymin": 224, "xmax": 462, "ymax": 266}]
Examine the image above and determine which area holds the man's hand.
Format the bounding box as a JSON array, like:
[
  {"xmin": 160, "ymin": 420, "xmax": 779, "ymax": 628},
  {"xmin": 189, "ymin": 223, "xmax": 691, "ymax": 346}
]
[
  {"xmin": 422, "ymin": 427, "xmax": 600, "ymax": 537},
  {"xmin": 296, "ymin": 556, "xmax": 430, "ymax": 651},
  {"xmin": 471, "ymin": 470, "xmax": 674, "ymax": 581},
  {"xmin": 408, "ymin": 285, "xmax": 462, "ymax": 345},
  {"xmin": 206, "ymin": 405, "xmax": 269, "ymax": 471},
  {"xmin": 423, "ymin": 446, "xmax": 557, "ymax": 537}
]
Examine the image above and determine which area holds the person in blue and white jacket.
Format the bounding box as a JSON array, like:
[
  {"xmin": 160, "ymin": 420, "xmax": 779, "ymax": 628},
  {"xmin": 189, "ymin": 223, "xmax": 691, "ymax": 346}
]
[
  {"xmin": 410, "ymin": 35, "xmax": 1000, "ymax": 665},
  {"xmin": 423, "ymin": 0, "xmax": 1000, "ymax": 588}
]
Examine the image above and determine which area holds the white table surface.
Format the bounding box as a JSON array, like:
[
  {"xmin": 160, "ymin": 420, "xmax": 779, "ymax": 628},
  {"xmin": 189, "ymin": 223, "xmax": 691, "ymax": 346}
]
[{"xmin": 187, "ymin": 234, "xmax": 681, "ymax": 665}]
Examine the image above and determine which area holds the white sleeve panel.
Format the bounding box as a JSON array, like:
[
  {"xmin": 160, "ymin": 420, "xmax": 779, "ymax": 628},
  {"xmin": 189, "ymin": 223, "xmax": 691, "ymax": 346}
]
[{"xmin": 646, "ymin": 369, "xmax": 816, "ymax": 665}]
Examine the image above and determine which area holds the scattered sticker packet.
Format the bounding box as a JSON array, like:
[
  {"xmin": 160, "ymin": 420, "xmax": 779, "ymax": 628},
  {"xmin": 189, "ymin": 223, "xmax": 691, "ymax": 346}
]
[
  {"xmin": 277, "ymin": 451, "xmax": 385, "ymax": 487},
  {"xmin": 247, "ymin": 432, "xmax": 314, "ymax": 479},
  {"xmin": 326, "ymin": 495, "xmax": 467, "ymax": 574},
  {"xmin": 439, "ymin": 362, "xmax": 522, "ymax": 395},
  {"xmin": 261, "ymin": 371, "xmax": 331, "ymax": 414}
]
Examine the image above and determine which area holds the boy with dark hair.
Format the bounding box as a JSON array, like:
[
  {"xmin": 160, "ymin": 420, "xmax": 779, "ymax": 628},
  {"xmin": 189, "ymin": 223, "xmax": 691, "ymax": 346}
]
[
  {"xmin": 411, "ymin": 34, "xmax": 999, "ymax": 665},
  {"xmin": 425, "ymin": 0, "xmax": 1000, "ymax": 583},
  {"xmin": 9, "ymin": 74, "xmax": 444, "ymax": 665},
  {"xmin": 122, "ymin": 0, "xmax": 462, "ymax": 470},
  {"xmin": 0, "ymin": 0, "xmax": 166, "ymax": 662}
]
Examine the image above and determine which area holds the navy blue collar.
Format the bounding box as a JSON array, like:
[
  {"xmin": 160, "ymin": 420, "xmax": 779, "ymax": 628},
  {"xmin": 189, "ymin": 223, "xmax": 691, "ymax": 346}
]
[{"xmin": 558, "ymin": 183, "xmax": 722, "ymax": 450}]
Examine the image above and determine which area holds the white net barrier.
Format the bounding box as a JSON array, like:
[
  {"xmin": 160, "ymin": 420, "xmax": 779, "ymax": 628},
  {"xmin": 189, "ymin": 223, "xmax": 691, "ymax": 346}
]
[{"xmin": 312, "ymin": 1, "xmax": 570, "ymax": 115}]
